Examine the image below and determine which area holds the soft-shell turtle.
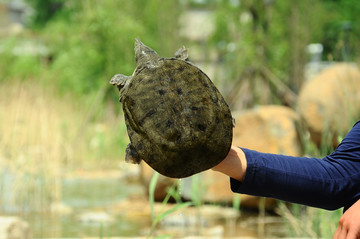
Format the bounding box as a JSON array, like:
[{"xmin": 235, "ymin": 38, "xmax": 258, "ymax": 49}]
[{"xmin": 110, "ymin": 39, "xmax": 233, "ymax": 178}]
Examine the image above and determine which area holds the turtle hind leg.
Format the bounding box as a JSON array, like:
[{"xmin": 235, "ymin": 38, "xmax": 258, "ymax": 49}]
[
  {"xmin": 125, "ymin": 143, "xmax": 141, "ymax": 164},
  {"xmin": 174, "ymin": 46, "xmax": 189, "ymax": 61}
]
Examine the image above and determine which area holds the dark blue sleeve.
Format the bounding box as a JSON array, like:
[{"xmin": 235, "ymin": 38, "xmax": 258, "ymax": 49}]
[{"xmin": 231, "ymin": 121, "xmax": 360, "ymax": 211}]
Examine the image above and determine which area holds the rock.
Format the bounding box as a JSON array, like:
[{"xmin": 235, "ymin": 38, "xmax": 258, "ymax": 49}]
[
  {"xmin": 231, "ymin": 105, "xmax": 302, "ymax": 208},
  {"xmin": 119, "ymin": 160, "xmax": 142, "ymax": 183},
  {"xmin": 0, "ymin": 216, "xmax": 31, "ymax": 239},
  {"xmin": 140, "ymin": 105, "xmax": 301, "ymax": 210},
  {"xmin": 152, "ymin": 204, "xmax": 238, "ymax": 237},
  {"xmin": 183, "ymin": 105, "xmax": 301, "ymax": 210},
  {"xmin": 77, "ymin": 211, "xmax": 115, "ymax": 226},
  {"xmin": 298, "ymin": 63, "xmax": 360, "ymax": 146},
  {"xmin": 181, "ymin": 167, "xmax": 275, "ymax": 210},
  {"xmin": 50, "ymin": 202, "xmax": 73, "ymax": 215},
  {"xmin": 140, "ymin": 161, "xmax": 177, "ymax": 202},
  {"xmin": 232, "ymin": 105, "xmax": 301, "ymax": 156},
  {"xmin": 160, "ymin": 213, "xmax": 208, "ymax": 227}
]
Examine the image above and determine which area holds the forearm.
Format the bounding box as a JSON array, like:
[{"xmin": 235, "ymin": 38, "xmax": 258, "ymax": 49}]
[
  {"xmin": 230, "ymin": 148, "xmax": 360, "ymax": 210},
  {"xmin": 214, "ymin": 121, "xmax": 360, "ymax": 210}
]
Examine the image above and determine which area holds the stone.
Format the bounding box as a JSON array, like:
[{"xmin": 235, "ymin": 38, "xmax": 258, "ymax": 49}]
[
  {"xmin": 182, "ymin": 167, "xmax": 276, "ymax": 210},
  {"xmin": 0, "ymin": 216, "xmax": 31, "ymax": 239},
  {"xmin": 50, "ymin": 202, "xmax": 73, "ymax": 215},
  {"xmin": 140, "ymin": 105, "xmax": 301, "ymax": 209},
  {"xmin": 298, "ymin": 63, "xmax": 360, "ymax": 146},
  {"xmin": 232, "ymin": 105, "xmax": 301, "ymax": 156},
  {"xmin": 140, "ymin": 161, "xmax": 177, "ymax": 202},
  {"xmin": 182, "ymin": 105, "xmax": 301, "ymax": 210},
  {"xmin": 77, "ymin": 211, "xmax": 115, "ymax": 226}
]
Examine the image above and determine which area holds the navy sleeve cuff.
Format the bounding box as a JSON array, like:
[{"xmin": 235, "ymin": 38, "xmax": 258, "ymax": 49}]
[{"xmin": 230, "ymin": 148, "xmax": 271, "ymax": 198}]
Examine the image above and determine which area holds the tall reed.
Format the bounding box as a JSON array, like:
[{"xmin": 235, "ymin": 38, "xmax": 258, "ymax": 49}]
[
  {"xmin": 0, "ymin": 81, "xmax": 63, "ymax": 212},
  {"xmin": 0, "ymin": 80, "xmax": 127, "ymax": 212},
  {"xmin": 147, "ymin": 172, "xmax": 193, "ymax": 238}
]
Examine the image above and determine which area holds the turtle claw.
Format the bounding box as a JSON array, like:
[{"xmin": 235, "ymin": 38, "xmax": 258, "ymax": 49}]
[{"xmin": 125, "ymin": 143, "xmax": 141, "ymax": 164}]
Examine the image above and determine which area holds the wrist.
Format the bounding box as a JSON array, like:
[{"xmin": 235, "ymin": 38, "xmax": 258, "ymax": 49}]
[{"xmin": 212, "ymin": 146, "xmax": 247, "ymax": 181}]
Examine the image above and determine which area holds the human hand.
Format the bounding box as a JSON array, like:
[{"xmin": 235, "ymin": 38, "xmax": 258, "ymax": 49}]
[
  {"xmin": 212, "ymin": 146, "xmax": 247, "ymax": 182},
  {"xmin": 334, "ymin": 198, "xmax": 360, "ymax": 239}
]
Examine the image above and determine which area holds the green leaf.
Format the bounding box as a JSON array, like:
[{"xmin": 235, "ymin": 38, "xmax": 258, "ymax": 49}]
[
  {"xmin": 149, "ymin": 172, "xmax": 159, "ymax": 222},
  {"xmin": 154, "ymin": 202, "xmax": 193, "ymax": 224}
]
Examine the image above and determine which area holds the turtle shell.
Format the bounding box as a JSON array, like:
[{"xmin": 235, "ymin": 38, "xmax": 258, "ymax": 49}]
[{"xmin": 121, "ymin": 57, "xmax": 233, "ymax": 178}]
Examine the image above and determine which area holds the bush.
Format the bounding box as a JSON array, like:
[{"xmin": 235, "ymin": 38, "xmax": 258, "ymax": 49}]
[{"xmin": 36, "ymin": 0, "xmax": 182, "ymax": 96}]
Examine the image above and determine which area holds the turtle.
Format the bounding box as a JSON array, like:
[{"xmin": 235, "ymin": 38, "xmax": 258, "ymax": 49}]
[{"xmin": 110, "ymin": 39, "xmax": 233, "ymax": 178}]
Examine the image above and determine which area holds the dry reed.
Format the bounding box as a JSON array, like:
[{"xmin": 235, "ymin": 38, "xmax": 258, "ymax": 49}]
[
  {"xmin": 0, "ymin": 81, "xmax": 69, "ymax": 212},
  {"xmin": 0, "ymin": 80, "xmax": 127, "ymax": 212}
]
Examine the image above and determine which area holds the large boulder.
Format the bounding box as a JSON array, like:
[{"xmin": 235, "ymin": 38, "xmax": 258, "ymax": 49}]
[
  {"xmin": 140, "ymin": 161, "xmax": 177, "ymax": 201},
  {"xmin": 0, "ymin": 217, "xmax": 31, "ymax": 239},
  {"xmin": 232, "ymin": 105, "xmax": 301, "ymax": 156},
  {"xmin": 184, "ymin": 105, "xmax": 301, "ymax": 209},
  {"xmin": 298, "ymin": 63, "xmax": 360, "ymax": 146},
  {"xmin": 141, "ymin": 105, "xmax": 302, "ymax": 209}
]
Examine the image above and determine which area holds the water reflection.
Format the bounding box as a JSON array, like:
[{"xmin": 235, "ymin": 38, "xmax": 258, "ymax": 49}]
[{"xmin": 4, "ymin": 176, "xmax": 285, "ymax": 238}]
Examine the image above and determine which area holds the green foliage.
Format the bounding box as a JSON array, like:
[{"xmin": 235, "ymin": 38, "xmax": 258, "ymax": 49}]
[
  {"xmin": 25, "ymin": 0, "xmax": 66, "ymax": 27},
  {"xmin": 41, "ymin": 1, "xmax": 144, "ymax": 95},
  {"xmin": 148, "ymin": 173, "xmax": 193, "ymax": 238},
  {"xmin": 0, "ymin": 37, "xmax": 43, "ymax": 80},
  {"xmin": 278, "ymin": 203, "xmax": 342, "ymax": 238},
  {"xmin": 277, "ymin": 124, "xmax": 351, "ymax": 238},
  {"xmin": 2, "ymin": 0, "xmax": 360, "ymax": 98},
  {"xmin": 211, "ymin": 0, "xmax": 360, "ymax": 105},
  {"xmin": 232, "ymin": 194, "xmax": 241, "ymax": 211},
  {"xmin": 189, "ymin": 175, "xmax": 207, "ymax": 207},
  {"xmin": 10, "ymin": 0, "xmax": 182, "ymax": 96},
  {"xmin": 320, "ymin": 0, "xmax": 360, "ymax": 61},
  {"xmin": 149, "ymin": 172, "xmax": 160, "ymax": 222}
]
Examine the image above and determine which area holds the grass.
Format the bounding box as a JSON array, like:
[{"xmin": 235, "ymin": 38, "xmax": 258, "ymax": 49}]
[
  {"xmin": 0, "ymin": 81, "xmax": 63, "ymax": 211},
  {"xmin": 147, "ymin": 172, "xmax": 193, "ymax": 238},
  {"xmin": 278, "ymin": 203, "xmax": 342, "ymax": 238},
  {"xmin": 276, "ymin": 125, "xmax": 355, "ymax": 238},
  {"xmin": 0, "ymin": 80, "xmax": 128, "ymax": 213}
]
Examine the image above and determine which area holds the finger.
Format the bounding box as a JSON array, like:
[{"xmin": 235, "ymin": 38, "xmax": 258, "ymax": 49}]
[
  {"xmin": 334, "ymin": 226, "xmax": 341, "ymax": 239},
  {"xmin": 334, "ymin": 225, "xmax": 348, "ymax": 239},
  {"xmin": 345, "ymin": 229, "xmax": 359, "ymax": 239},
  {"xmin": 339, "ymin": 227, "xmax": 348, "ymax": 239}
]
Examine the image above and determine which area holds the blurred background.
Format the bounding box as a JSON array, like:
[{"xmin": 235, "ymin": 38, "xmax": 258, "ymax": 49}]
[{"xmin": 0, "ymin": 0, "xmax": 359, "ymax": 238}]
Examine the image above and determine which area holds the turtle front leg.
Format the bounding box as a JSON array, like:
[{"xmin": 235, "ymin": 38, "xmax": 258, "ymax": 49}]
[
  {"xmin": 125, "ymin": 143, "xmax": 141, "ymax": 164},
  {"xmin": 109, "ymin": 74, "xmax": 131, "ymax": 91},
  {"xmin": 110, "ymin": 74, "xmax": 132, "ymax": 101}
]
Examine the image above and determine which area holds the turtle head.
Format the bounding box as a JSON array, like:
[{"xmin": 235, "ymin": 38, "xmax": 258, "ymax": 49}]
[
  {"xmin": 134, "ymin": 38, "xmax": 160, "ymax": 66},
  {"xmin": 109, "ymin": 74, "xmax": 131, "ymax": 91}
]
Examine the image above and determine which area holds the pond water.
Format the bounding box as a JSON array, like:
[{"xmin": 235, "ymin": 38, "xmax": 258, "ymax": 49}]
[
  {"xmin": 5, "ymin": 176, "xmax": 286, "ymax": 238},
  {"xmin": 23, "ymin": 177, "xmax": 147, "ymax": 238}
]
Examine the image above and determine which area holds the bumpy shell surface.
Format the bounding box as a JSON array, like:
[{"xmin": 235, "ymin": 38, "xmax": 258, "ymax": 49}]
[{"xmin": 115, "ymin": 40, "xmax": 233, "ymax": 178}]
